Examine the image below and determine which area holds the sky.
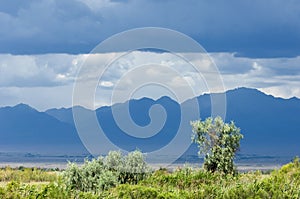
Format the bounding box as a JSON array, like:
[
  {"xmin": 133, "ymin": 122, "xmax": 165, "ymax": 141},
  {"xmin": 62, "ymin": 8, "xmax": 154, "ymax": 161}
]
[{"xmin": 0, "ymin": 0, "xmax": 300, "ymax": 110}]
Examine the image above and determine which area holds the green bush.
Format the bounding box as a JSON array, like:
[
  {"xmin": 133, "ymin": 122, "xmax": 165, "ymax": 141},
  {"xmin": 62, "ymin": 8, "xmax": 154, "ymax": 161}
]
[
  {"xmin": 119, "ymin": 150, "xmax": 151, "ymax": 184},
  {"xmin": 63, "ymin": 150, "xmax": 151, "ymax": 193},
  {"xmin": 63, "ymin": 157, "xmax": 118, "ymax": 193},
  {"xmin": 104, "ymin": 150, "xmax": 123, "ymax": 171},
  {"xmin": 103, "ymin": 150, "xmax": 151, "ymax": 184}
]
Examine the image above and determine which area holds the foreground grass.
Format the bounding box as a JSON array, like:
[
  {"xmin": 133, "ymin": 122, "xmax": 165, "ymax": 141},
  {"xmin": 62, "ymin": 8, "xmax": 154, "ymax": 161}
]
[
  {"xmin": 0, "ymin": 166, "xmax": 58, "ymax": 183},
  {"xmin": 0, "ymin": 159, "xmax": 299, "ymax": 198},
  {"xmin": 106, "ymin": 162, "xmax": 300, "ymax": 199}
]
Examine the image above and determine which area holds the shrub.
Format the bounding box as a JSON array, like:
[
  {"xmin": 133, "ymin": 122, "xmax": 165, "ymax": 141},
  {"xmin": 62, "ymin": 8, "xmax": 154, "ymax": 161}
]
[
  {"xmin": 120, "ymin": 150, "xmax": 151, "ymax": 184},
  {"xmin": 104, "ymin": 150, "xmax": 151, "ymax": 184},
  {"xmin": 63, "ymin": 150, "xmax": 151, "ymax": 193},
  {"xmin": 104, "ymin": 150, "xmax": 123, "ymax": 172},
  {"xmin": 63, "ymin": 157, "xmax": 118, "ymax": 193}
]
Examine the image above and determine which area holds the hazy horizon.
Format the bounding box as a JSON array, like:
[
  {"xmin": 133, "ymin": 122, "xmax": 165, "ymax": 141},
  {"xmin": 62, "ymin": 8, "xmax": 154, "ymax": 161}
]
[{"xmin": 1, "ymin": 87, "xmax": 300, "ymax": 112}]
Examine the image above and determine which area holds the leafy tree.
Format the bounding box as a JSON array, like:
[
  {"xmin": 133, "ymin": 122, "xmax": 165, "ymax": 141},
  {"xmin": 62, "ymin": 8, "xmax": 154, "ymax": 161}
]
[{"xmin": 191, "ymin": 116, "xmax": 243, "ymax": 174}]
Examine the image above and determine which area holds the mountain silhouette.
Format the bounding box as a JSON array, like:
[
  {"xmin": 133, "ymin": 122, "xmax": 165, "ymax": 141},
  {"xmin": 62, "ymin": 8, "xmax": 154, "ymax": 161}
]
[
  {"xmin": 0, "ymin": 88, "xmax": 299, "ymax": 157},
  {"xmin": 0, "ymin": 104, "xmax": 87, "ymax": 154}
]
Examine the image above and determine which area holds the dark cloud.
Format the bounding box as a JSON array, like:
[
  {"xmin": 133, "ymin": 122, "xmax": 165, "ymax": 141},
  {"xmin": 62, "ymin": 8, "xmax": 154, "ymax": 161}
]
[
  {"xmin": 0, "ymin": 0, "xmax": 102, "ymax": 54},
  {"xmin": 0, "ymin": 0, "xmax": 36, "ymax": 16},
  {"xmin": 110, "ymin": 0, "xmax": 129, "ymax": 3},
  {"xmin": 0, "ymin": 0, "xmax": 300, "ymax": 57}
]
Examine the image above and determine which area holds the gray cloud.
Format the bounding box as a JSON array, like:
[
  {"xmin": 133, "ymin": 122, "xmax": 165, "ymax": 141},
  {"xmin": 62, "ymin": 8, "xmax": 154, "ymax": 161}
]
[
  {"xmin": 0, "ymin": 0, "xmax": 300, "ymax": 57},
  {"xmin": 0, "ymin": 0, "xmax": 102, "ymax": 54}
]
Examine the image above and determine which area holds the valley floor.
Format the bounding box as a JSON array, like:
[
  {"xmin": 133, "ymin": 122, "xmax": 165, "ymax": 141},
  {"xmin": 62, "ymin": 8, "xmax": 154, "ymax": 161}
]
[{"xmin": 0, "ymin": 159, "xmax": 299, "ymax": 198}]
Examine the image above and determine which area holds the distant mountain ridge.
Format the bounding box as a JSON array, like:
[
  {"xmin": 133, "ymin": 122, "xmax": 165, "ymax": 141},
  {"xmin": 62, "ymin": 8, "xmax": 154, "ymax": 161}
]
[
  {"xmin": 0, "ymin": 103, "xmax": 87, "ymax": 154},
  {"xmin": 0, "ymin": 87, "xmax": 299, "ymax": 158}
]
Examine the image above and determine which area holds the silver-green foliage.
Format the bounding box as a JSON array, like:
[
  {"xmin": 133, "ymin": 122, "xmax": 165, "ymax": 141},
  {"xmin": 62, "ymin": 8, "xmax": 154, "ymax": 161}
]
[
  {"xmin": 104, "ymin": 150, "xmax": 151, "ymax": 184},
  {"xmin": 63, "ymin": 150, "xmax": 151, "ymax": 193},
  {"xmin": 191, "ymin": 116, "xmax": 243, "ymax": 174},
  {"xmin": 63, "ymin": 157, "xmax": 118, "ymax": 193}
]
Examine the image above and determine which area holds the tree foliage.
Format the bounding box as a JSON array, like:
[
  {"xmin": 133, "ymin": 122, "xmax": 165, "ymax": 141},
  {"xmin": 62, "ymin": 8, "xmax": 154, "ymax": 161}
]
[{"xmin": 191, "ymin": 116, "xmax": 243, "ymax": 174}]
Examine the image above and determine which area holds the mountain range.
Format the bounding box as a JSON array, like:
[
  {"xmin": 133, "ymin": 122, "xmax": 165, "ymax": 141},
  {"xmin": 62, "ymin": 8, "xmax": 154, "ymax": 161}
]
[{"xmin": 0, "ymin": 87, "xmax": 299, "ymax": 159}]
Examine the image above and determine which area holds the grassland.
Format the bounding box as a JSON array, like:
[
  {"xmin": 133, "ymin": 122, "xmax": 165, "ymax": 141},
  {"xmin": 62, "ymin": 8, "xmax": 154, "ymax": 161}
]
[{"xmin": 0, "ymin": 159, "xmax": 299, "ymax": 198}]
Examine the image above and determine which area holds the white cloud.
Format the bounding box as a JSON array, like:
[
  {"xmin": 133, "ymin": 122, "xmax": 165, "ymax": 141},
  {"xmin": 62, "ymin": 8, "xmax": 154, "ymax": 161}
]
[
  {"xmin": 0, "ymin": 54, "xmax": 79, "ymax": 87},
  {"xmin": 78, "ymin": 0, "xmax": 119, "ymax": 11},
  {"xmin": 0, "ymin": 51, "xmax": 300, "ymax": 110},
  {"xmin": 0, "ymin": 85, "xmax": 74, "ymax": 111},
  {"xmin": 99, "ymin": 81, "xmax": 114, "ymax": 88}
]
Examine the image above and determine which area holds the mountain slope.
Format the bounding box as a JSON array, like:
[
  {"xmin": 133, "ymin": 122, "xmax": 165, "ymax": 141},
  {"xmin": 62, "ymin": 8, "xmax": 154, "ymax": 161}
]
[
  {"xmin": 0, "ymin": 104, "xmax": 87, "ymax": 154},
  {"xmin": 224, "ymin": 88, "xmax": 300, "ymax": 155},
  {"xmin": 0, "ymin": 88, "xmax": 299, "ymax": 157},
  {"xmin": 46, "ymin": 106, "xmax": 92, "ymax": 125}
]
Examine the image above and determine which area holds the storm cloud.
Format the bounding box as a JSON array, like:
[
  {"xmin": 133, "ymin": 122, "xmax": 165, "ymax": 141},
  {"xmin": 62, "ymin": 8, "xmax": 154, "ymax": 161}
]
[{"xmin": 0, "ymin": 0, "xmax": 299, "ymax": 57}]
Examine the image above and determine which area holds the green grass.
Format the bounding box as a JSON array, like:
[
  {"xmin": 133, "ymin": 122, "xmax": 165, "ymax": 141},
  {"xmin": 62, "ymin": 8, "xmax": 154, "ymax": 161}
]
[
  {"xmin": 105, "ymin": 161, "xmax": 300, "ymax": 198},
  {"xmin": 0, "ymin": 166, "xmax": 58, "ymax": 183},
  {"xmin": 0, "ymin": 159, "xmax": 299, "ymax": 198}
]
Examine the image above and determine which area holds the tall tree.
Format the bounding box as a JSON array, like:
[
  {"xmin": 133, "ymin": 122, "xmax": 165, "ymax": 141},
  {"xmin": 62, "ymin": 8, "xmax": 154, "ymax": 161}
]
[{"xmin": 191, "ymin": 117, "xmax": 243, "ymax": 174}]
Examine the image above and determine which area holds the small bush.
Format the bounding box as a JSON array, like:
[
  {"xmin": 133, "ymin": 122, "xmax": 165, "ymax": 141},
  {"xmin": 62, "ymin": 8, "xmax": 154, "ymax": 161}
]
[
  {"xmin": 119, "ymin": 150, "xmax": 151, "ymax": 184},
  {"xmin": 63, "ymin": 157, "xmax": 118, "ymax": 193}
]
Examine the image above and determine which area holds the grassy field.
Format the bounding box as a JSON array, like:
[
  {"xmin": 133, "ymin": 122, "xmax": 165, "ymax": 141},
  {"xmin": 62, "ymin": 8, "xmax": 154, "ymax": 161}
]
[
  {"xmin": 0, "ymin": 166, "xmax": 58, "ymax": 182},
  {"xmin": 0, "ymin": 159, "xmax": 299, "ymax": 198}
]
